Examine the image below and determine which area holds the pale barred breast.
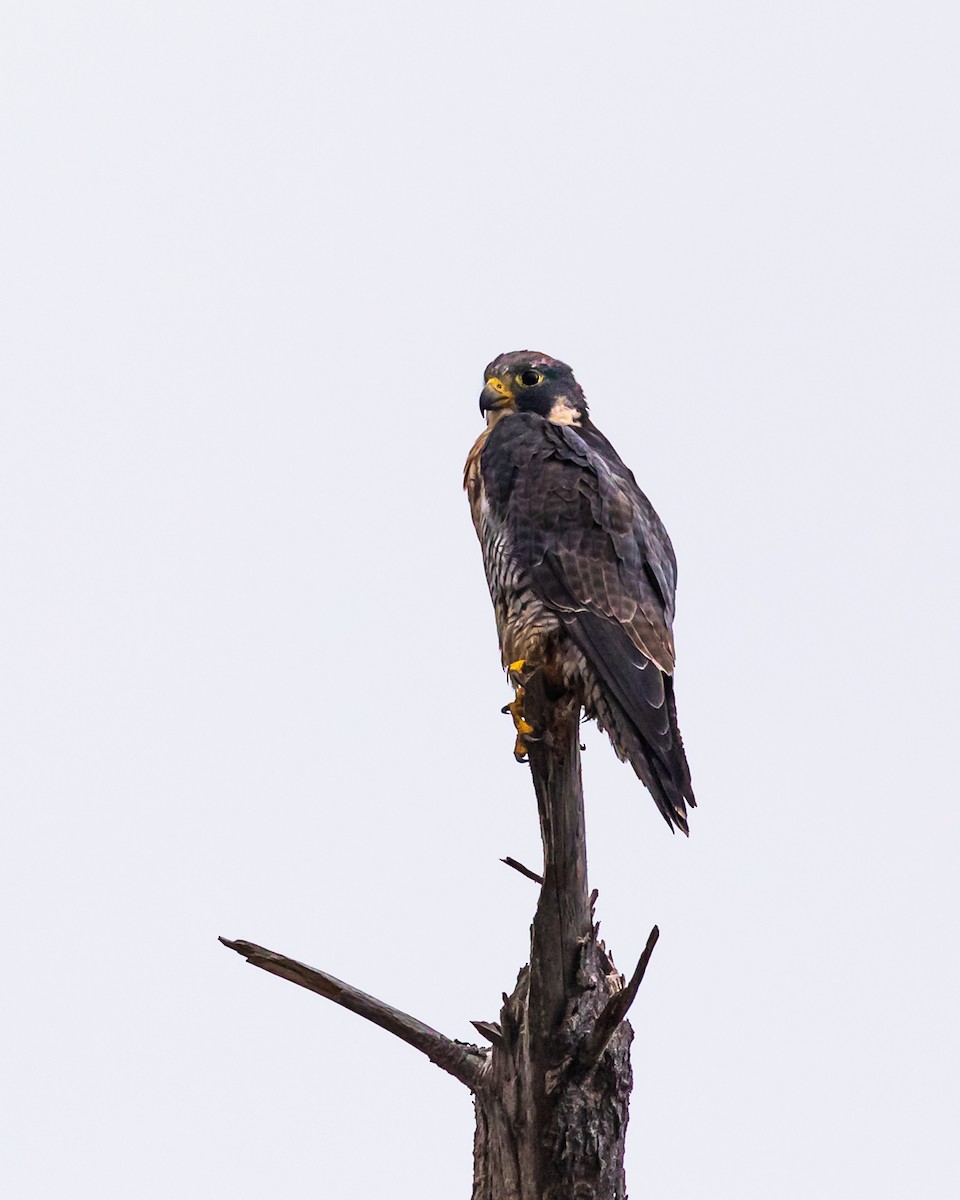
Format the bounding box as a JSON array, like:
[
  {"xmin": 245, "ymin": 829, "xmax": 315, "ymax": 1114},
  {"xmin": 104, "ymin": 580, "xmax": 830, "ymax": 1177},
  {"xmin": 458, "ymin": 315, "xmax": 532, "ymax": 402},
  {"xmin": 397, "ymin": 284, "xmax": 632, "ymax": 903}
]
[
  {"xmin": 462, "ymin": 427, "xmax": 489, "ymax": 515},
  {"xmin": 465, "ymin": 431, "xmax": 521, "ymax": 646},
  {"xmin": 464, "ymin": 427, "xmax": 511, "ymax": 600},
  {"xmin": 464, "ymin": 431, "xmax": 562, "ymax": 668}
]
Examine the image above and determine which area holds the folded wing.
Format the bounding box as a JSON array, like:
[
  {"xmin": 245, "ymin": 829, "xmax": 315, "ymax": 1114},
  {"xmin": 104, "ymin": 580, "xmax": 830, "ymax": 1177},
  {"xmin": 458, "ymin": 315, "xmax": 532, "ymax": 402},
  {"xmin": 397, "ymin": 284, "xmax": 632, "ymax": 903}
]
[{"xmin": 504, "ymin": 419, "xmax": 695, "ymax": 832}]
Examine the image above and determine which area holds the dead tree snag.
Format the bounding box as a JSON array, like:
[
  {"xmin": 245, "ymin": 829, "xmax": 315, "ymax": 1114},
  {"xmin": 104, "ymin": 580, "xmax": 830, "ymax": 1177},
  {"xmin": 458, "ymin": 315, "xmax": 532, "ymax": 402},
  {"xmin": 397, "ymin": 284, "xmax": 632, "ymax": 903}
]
[{"xmin": 222, "ymin": 671, "xmax": 658, "ymax": 1198}]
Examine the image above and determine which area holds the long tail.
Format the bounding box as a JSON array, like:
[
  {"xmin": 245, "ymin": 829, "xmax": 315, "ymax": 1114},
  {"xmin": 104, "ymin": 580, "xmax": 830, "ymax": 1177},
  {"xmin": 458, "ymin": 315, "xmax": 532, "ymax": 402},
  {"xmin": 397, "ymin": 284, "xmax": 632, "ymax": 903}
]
[{"xmin": 566, "ymin": 611, "xmax": 696, "ymax": 833}]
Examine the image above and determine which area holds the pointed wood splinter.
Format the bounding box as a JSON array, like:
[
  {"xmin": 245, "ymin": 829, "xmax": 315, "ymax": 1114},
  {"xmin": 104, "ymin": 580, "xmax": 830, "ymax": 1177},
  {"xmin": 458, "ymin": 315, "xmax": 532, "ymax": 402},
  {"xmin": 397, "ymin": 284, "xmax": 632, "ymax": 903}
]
[
  {"xmin": 471, "ymin": 1020, "xmax": 504, "ymax": 1048},
  {"xmin": 500, "ymin": 856, "xmax": 544, "ymax": 885},
  {"xmin": 577, "ymin": 925, "xmax": 660, "ymax": 1070}
]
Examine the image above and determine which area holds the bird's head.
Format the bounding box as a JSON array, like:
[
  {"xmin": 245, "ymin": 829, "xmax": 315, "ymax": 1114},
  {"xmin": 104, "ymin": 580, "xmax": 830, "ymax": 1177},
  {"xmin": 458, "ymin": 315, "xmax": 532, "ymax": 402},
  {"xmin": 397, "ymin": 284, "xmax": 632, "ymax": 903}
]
[{"xmin": 479, "ymin": 351, "xmax": 587, "ymax": 427}]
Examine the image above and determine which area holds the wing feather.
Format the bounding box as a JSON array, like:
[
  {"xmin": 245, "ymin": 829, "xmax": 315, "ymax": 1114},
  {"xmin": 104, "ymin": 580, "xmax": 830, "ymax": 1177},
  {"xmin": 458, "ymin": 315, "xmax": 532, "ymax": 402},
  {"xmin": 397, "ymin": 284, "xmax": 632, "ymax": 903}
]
[{"xmin": 514, "ymin": 421, "xmax": 678, "ymax": 672}]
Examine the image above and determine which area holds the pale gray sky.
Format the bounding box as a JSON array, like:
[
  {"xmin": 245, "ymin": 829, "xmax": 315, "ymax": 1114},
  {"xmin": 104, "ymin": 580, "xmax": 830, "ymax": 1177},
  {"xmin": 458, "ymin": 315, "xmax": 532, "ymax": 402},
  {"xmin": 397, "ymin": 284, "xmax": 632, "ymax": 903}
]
[{"xmin": 2, "ymin": 3, "xmax": 959, "ymax": 1197}]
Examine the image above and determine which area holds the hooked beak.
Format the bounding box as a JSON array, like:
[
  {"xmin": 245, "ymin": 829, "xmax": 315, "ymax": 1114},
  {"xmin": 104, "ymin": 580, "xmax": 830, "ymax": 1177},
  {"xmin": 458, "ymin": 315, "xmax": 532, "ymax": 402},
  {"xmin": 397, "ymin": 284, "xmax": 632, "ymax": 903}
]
[{"xmin": 479, "ymin": 376, "xmax": 515, "ymax": 415}]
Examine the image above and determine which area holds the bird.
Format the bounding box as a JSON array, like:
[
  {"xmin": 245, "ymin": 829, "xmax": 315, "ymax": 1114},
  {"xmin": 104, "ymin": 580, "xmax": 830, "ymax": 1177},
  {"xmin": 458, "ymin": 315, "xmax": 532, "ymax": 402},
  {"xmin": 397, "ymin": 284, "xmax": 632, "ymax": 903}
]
[{"xmin": 464, "ymin": 350, "xmax": 695, "ymax": 833}]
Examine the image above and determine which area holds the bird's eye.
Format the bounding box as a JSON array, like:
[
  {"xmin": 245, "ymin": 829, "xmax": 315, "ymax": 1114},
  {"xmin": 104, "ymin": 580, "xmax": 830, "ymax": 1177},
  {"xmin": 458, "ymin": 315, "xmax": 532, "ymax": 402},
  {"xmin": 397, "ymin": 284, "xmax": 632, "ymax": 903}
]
[{"xmin": 518, "ymin": 369, "xmax": 542, "ymax": 387}]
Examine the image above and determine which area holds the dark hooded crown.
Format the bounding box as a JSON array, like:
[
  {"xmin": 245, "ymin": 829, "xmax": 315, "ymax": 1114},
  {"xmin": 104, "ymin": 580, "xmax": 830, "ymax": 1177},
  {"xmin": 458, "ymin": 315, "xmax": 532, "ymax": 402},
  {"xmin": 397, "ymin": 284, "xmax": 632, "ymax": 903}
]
[{"xmin": 483, "ymin": 351, "xmax": 588, "ymax": 420}]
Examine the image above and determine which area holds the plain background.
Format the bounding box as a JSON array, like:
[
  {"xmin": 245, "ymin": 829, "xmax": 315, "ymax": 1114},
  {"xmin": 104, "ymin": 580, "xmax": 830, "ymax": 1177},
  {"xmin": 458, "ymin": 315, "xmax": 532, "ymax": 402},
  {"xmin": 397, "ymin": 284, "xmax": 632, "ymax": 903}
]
[{"xmin": 2, "ymin": 3, "xmax": 959, "ymax": 1196}]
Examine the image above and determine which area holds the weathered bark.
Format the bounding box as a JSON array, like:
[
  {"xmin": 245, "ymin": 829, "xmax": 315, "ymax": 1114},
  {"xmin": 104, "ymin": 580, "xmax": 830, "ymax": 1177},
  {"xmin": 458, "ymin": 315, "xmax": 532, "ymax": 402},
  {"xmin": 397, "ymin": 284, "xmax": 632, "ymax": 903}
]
[
  {"xmin": 469, "ymin": 672, "xmax": 648, "ymax": 1200},
  {"xmin": 221, "ymin": 670, "xmax": 658, "ymax": 1199}
]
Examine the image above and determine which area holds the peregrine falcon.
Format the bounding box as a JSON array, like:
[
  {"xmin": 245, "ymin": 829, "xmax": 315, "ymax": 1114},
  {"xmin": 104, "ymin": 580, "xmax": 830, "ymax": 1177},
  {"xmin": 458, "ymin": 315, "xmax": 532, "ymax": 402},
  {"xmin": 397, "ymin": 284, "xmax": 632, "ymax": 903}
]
[{"xmin": 464, "ymin": 351, "xmax": 696, "ymax": 833}]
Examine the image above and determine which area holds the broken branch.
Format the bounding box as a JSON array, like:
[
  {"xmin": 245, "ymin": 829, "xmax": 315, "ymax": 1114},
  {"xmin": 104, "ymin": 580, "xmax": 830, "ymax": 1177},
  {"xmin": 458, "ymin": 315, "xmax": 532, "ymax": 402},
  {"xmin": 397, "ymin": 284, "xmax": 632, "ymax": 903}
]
[{"xmin": 219, "ymin": 937, "xmax": 486, "ymax": 1090}]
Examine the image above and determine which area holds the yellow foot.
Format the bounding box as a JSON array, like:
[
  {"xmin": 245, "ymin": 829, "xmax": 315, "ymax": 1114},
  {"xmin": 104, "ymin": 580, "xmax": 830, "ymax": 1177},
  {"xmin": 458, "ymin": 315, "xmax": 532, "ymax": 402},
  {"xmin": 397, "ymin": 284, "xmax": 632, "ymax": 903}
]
[{"xmin": 501, "ymin": 686, "xmax": 535, "ymax": 762}]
